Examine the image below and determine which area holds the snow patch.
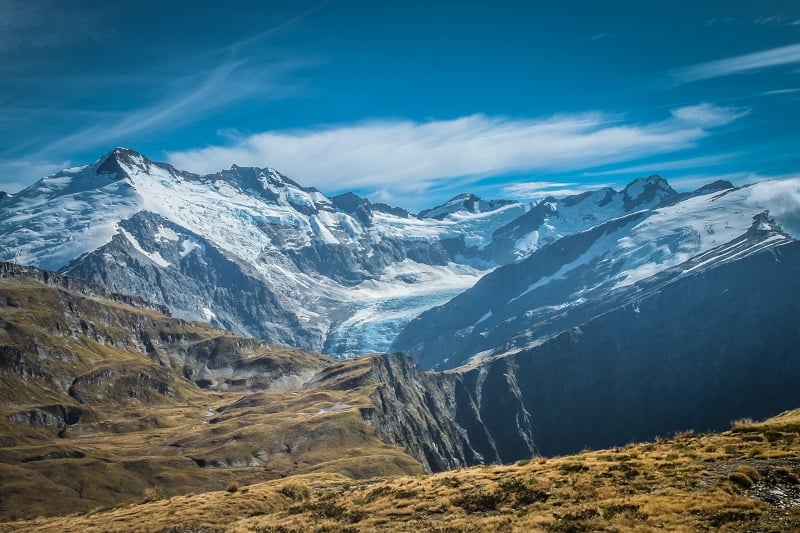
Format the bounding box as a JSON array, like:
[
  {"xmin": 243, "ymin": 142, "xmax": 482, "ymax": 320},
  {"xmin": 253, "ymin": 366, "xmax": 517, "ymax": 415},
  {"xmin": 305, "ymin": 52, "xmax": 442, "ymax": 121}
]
[
  {"xmin": 155, "ymin": 225, "xmax": 179, "ymax": 242},
  {"xmin": 119, "ymin": 228, "xmax": 171, "ymax": 267},
  {"xmin": 475, "ymin": 310, "xmax": 492, "ymax": 326}
]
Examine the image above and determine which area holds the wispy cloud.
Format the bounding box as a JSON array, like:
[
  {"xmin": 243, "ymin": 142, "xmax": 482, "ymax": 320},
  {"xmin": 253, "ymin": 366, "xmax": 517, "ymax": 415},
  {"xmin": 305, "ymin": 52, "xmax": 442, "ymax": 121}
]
[
  {"xmin": 1, "ymin": 2, "xmax": 320, "ymax": 177},
  {"xmin": 0, "ymin": 156, "xmax": 70, "ymax": 193},
  {"xmin": 166, "ymin": 103, "xmax": 748, "ymax": 202},
  {"xmin": 669, "ymin": 103, "xmax": 749, "ymax": 126},
  {"xmin": 580, "ymin": 153, "xmax": 739, "ymax": 178},
  {"xmin": 0, "ymin": 0, "xmax": 94, "ymax": 53},
  {"xmin": 671, "ymin": 42, "xmax": 800, "ymax": 83},
  {"xmin": 759, "ymin": 87, "xmax": 800, "ymax": 96},
  {"xmin": 38, "ymin": 57, "xmax": 305, "ymax": 156},
  {"xmin": 667, "ymin": 171, "xmax": 799, "ymax": 191},
  {"xmin": 590, "ymin": 32, "xmax": 613, "ymax": 42},
  {"xmin": 502, "ymin": 181, "xmax": 613, "ymax": 200}
]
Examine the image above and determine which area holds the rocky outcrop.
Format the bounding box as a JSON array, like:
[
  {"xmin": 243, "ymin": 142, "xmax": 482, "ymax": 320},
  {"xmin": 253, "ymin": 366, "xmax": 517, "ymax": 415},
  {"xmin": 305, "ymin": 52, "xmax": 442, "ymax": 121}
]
[
  {"xmin": 360, "ymin": 353, "xmax": 536, "ymax": 471},
  {"xmin": 0, "ymin": 261, "xmax": 168, "ymax": 315},
  {"xmin": 0, "ymin": 265, "xmax": 330, "ymax": 410}
]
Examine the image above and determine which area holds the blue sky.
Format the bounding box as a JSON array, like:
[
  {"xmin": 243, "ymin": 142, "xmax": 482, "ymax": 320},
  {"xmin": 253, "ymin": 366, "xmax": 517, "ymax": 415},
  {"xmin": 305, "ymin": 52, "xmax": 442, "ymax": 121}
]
[{"xmin": 1, "ymin": 0, "xmax": 799, "ymax": 210}]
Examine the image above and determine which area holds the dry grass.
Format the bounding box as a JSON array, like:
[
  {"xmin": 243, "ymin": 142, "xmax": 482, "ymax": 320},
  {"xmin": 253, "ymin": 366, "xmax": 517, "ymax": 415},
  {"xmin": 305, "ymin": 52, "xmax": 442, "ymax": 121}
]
[
  {"xmin": 0, "ymin": 278, "xmax": 421, "ymax": 521},
  {"xmin": 3, "ymin": 408, "xmax": 799, "ymax": 532},
  {"xmin": 3, "ymin": 274, "xmax": 800, "ymax": 531}
]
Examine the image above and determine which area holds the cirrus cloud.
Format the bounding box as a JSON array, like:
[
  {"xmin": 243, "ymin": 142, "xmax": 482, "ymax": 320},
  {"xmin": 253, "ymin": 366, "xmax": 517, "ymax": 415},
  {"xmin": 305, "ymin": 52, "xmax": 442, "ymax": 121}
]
[
  {"xmin": 166, "ymin": 103, "xmax": 748, "ymax": 200},
  {"xmin": 671, "ymin": 42, "xmax": 800, "ymax": 84}
]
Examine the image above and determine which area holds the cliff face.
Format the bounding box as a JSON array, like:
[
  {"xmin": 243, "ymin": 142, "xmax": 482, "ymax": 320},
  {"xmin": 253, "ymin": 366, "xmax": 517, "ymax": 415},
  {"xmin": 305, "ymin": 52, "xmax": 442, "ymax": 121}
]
[{"xmin": 361, "ymin": 353, "xmax": 537, "ymax": 471}]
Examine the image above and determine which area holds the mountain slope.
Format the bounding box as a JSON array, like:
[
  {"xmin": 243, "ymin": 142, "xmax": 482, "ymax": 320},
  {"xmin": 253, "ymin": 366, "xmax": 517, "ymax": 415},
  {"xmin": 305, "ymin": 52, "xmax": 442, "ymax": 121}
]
[
  {"xmin": 0, "ymin": 263, "xmax": 540, "ymax": 520},
  {"xmin": 0, "ymin": 148, "xmax": 529, "ymax": 356},
  {"xmin": 430, "ymin": 238, "xmax": 800, "ymax": 459},
  {"xmin": 393, "ymin": 180, "xmax": 799, "ymax": 369},
  {"xmin": 0, "ymin": 149, "xmax": 716, "ymax": 359},
  {"xmin": 7, "ymin": 407, "xmax": 800, "ymax": 532}
]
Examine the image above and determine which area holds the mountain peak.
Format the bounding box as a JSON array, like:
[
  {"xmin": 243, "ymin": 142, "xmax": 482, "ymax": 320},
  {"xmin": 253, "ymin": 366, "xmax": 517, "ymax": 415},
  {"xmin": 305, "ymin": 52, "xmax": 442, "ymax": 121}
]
[
  {"xmin": 622, "ymin": 174, "xmax": 676, "ymax": 210},
  {"xmin": 419, "ymin": 193, "xmax": 516, "ymax": 220},
  {"xmin": 95, "ymin": 147, "xmax": 151, "ymax": 178},
  {"xmin": 694, "ymin": 180, "xmax": 735, "ymax": 195},
  {"xmin": 748, "ymin": 211, "xmax": 789, "ymax": 237}
]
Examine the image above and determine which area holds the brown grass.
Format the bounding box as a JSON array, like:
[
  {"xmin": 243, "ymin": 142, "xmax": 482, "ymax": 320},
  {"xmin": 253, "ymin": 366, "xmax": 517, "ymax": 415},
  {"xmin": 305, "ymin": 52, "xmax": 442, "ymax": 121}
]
[
  {"xmin": 0, "ymin": 278, "xmax": 421, "ymax": 521},
  {"xmin": 3, "ymin": 407, "xmax": 799, "ymax": 532},
  {"xmin": 2, "ymin": 275, "xmax": 800, "ymax": 531}
]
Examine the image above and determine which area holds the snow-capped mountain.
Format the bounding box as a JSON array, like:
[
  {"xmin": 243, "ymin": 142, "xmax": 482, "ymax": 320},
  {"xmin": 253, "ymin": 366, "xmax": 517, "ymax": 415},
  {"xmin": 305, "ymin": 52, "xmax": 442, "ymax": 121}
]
[
  {"xmin": 479, "ymin": 174, "xmax": 681, "ymax": 264},
  {"xmin": 4, "ymin": 147, "xmax": 796, "ymax": 361},
  {"xmin": 393, "ymin": 179, "xmax": 800, "ymax": 369},
  {"xmin": 0, "ymin": 148, "xmax": 531, "ymax": 356}
]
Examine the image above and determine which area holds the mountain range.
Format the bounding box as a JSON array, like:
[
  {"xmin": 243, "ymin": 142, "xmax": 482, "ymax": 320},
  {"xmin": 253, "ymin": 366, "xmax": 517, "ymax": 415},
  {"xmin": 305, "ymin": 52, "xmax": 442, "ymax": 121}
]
[
  {"xmin": 2, "ymin": 148, "xmax": 800, "ymax": 527},
  {"xmin": 5, "ymin": 147, "xmax": 793, "ymax": 366}
]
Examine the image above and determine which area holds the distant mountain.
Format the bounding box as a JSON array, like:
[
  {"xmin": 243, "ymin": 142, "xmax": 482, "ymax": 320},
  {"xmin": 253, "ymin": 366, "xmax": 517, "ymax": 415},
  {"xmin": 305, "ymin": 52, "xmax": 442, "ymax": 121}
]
[
  {"xmin": 0, "ymin": 148, "xmax": 526, "ymax": 356},
  {"xmin": 393, "ymin": 180, "xmax": 800, "ymax": 370},
  {"xmin": 3, "ymin": 148, "xmax": 796, "ymax": 365},
  {"xmin": 418, "ymin": 192, "xmax": 517, "ymax": 220},
  {"xmin": 479, "ymin": 174, "xmax": 679, "ymax": 264}
]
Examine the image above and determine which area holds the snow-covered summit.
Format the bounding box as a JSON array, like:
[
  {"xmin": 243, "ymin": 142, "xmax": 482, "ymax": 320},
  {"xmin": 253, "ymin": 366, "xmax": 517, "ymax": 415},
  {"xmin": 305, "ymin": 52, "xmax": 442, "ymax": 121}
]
[
  {"xmin": 621, "ymin": 174, "xmax": 676, "ymax": 209},
  {"xmin": 393, "ymin": 177, "xmax": 800, "ymax": 369},
  {"xmin": 418, "ymin": 192, "xmax": 518, "ymax": 220},
  {"xmin": 0, "ymin": 148, "xmax": 527, "ymax": 357}
]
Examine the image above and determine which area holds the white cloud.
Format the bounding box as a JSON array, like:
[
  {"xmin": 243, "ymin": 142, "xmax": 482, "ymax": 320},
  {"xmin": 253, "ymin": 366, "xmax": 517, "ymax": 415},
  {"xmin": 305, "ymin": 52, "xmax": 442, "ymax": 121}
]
[
  {"xmin": 669, "ymin": 103, "xmax": 749, "ymax": 127},
  {"xmin": 759, "ymin": 87, "xmax": 800, "ymax": 96},
  {"xmin": 166, "ymin": 103, "xmax": 746, "ymax": 201},
  {"xmin": 38, "ymin": 57, "xmax": 303, "ymax": 157},
  {"xmin": 745, "ymin": 177, "xmax": 800, "ymax": 238},
  {"xmin": 0, "ymin": 157, "xmax": 70, "ymax": 193},
  {"xmin": 502, "ymin": 181, "xmax": 613, "ymax": 200},
  {"xmin": 672, "ymin": 42, "xmax": 800, "ymax": 83},
  {"xmin": 581, "ymin": 153, "xmax": 739, "ymax": 178}
]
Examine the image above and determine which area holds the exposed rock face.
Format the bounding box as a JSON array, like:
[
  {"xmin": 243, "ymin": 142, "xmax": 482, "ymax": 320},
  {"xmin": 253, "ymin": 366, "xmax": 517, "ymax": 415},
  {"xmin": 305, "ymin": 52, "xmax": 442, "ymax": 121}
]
[
  {"xmin": 327, "ymin": 352, "xmax": 538, "ymax": 472},
  {"xmin": 0, "ymin": 261, "xmax": 330, "ymax": 404},
  {"xmin": 0, "ymin": 261, "xmax": 168, "ymax": 315},
  {"xmin": 61, "ymin": 211, "xmax": 310, "ymax": 349}
]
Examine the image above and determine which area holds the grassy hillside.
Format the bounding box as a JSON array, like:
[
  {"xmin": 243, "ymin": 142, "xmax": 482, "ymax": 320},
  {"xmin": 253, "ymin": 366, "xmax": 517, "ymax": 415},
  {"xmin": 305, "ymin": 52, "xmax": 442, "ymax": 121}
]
[
  {"xmin": 4, "ymin": 407, "xmax": 799, "ymax": 532},
  {"xmin": 0, "ymin": 274, "xmax": 422, "ymax": 520}
]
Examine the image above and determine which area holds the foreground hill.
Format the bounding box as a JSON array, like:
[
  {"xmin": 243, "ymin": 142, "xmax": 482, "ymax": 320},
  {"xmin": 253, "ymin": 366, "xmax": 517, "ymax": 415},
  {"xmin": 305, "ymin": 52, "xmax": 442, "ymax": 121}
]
[{"xmin": 4, "ymin": 408, "xmax": 799, "ymax": 532}]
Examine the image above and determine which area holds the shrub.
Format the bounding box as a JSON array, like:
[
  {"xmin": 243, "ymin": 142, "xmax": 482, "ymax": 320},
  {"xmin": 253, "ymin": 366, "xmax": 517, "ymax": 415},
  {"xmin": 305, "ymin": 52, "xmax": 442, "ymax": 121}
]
[
  {"xmin": 452, "ymin": 489, "xmax": 501, "ymax": 513},
  {"xmin": 737, "ymin": 466, "xmax": 760, "ymax": 482},
  {"xmin": 775, "ymin": 466, "xmax": 800, "ymax": 484},
  {"xmin": 728, "ymin": 471, "xmax": 754, "ymax": 489},
  {"xmin": 280, "ymin": 482, "xmax": 311, "ymax": 501},
  {"xmin": 558, "ymin": 462, "xmax": 589, "ymax": 473},
  {"xmin": 143, "ymin": 486, "xmax": 164, "ymax": 502}
]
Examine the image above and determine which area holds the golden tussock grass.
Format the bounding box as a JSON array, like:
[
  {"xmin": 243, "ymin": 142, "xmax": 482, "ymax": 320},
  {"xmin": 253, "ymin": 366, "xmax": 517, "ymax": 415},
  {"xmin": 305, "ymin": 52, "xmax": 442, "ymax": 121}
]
[{"xmin": 3, "ymin": 407, "xmax": 799, "ymax": 532}]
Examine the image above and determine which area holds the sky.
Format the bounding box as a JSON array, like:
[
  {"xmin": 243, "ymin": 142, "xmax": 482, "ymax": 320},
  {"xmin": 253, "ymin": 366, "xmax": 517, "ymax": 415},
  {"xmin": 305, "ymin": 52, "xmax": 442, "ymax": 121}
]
[{"xmin": 1, "ymin": 0, "xmax": 799, "ymax": 211}]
